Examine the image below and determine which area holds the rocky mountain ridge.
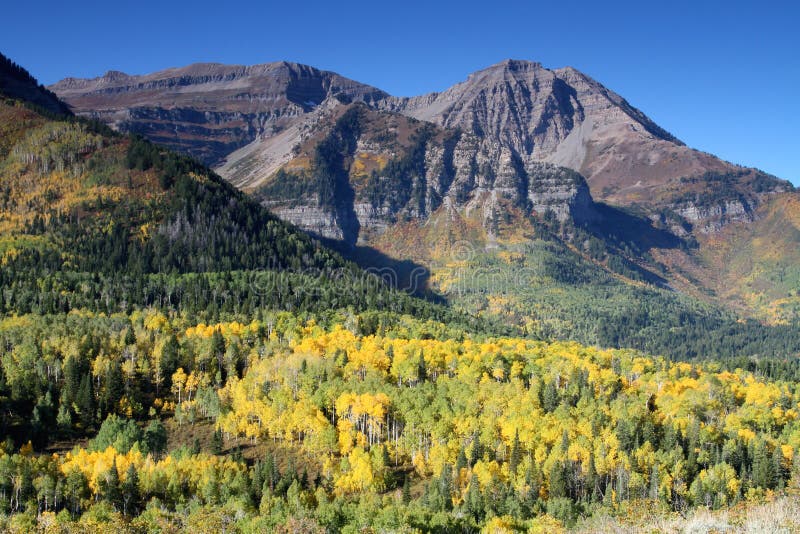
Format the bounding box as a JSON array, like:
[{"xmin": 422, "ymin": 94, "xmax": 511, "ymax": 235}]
[
  {"xmin": 51, "ymin": 61, "xmax": 387, "ymax": 166},
  {"xmin": 51, "ymin": 59, "xmax": 792, "ymax": 234}
]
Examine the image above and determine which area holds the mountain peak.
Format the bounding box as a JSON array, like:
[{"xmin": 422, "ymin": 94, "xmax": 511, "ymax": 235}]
[
  {"xmin": 490, "ymin": 58, "xmax": 545, "ymax": 71},
  {"xmin": 49, "ymin": 60, "xmax": 388, "ymax": 166},
  {"xmin": 50, "ymin": 57, "xmax": 788, "ymax": 213},
  {"xmin": 102, "ymin": 69, "xmax": 129, "ymax": 80},
  {"xmin": 466, "ymin": 58, "xmax": 549, "ymax": 82}
]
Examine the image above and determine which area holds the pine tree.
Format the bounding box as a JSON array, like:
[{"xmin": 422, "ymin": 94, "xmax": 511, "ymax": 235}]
[
  {"xmin": 752, "ymin": 439, "xmax": 775, "ymax": 489},
  {"xmin": 402, "ymin": 474, "xmax": 412, "ymax": 505},
  {"xmin": 469, "ymin": 435, "xmax": 482, "ymax": 467},
  {"xmin": 144, "ymin": 419, "xmax": 167, "ymax": 457},
  {"xmin": 417, "ymin": 353, "xmax": 427, "ymax": 383},
  {"xmin": 121, "ymin": 463, "xmax": 139, "ymax": 516},
  {"xmin": 56, "ymin": 403, "xmax": 72, "ymax": 436},
  {"xmin": 381, "ymin": 444, "xmax": 395, "ymax": 489},
  {"xmin": 100, "ymin": 459, "xmax": 122, "ymax": 510},
  {"xmin": 773, "ymin": 443, "xmax": 788, "ymax": 489},
  {"xmin": 465, "ymin": 473, "xmax": 483, "ymax": 520},
  {"xmin": 160, "ymin": 334, "xmax": 180, "ymax": 390},
  {"xmin": 525, "ymin": 462, "xmax": 541, "ymax": 505},
  {"xmin": 549, "ymin": 460, "xmax": 567, "ymax": 499},
  {"xmin": 264, "ymin": 454, "xmax": 277, "ymax": 492},
  {"xmin": 250, "ymin": 461, "xmax": 264, "ymax": 504},
  {"xmin": 456, "ymin": 447, "xmax": 468, "ymax": 472},
  {"xmin": 438, "ymin": 464, "xmax": 454, "ymax": 511},
  {"xmin": 542, "ymin": 380, "xmax": 559, "ymax": 413},
  {"xmin": 300, "ymin": 468, "xmax": 309, "ymax": 489},
  {"xmin": 203, "ymin": 467, "xmax": 221, "ymax": 505},
  {"xmin": 101, "ymin": 362, "xmax": 124, "ymax": 416},
  {"xmin": 587, "ymin": 453, "xmax": 599, "ymax": 503},
  {"xmin": 124, "ymin": 324, "xmax": 136, "ymax": 346},
  {"xmin": 509, "ymin": 430, "xmax": 522, "ymax": 477},
  {"xmin": 211, "ymin": 330, "xmax": 226, "ymax": 380},
  {"xmin": 77, "ymin": 373, "xmax": 94, "ymax": 429},
  {"xmin": 63, "ymin": 356, "xmax": 82, "ymax": 406},
  {"xmin": 212, "ymin": 428, "xmax": 224, "ymax": 454}
]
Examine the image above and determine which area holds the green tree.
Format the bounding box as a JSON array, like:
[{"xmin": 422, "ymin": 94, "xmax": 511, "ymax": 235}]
[
  {"xmin": 402, "ymin": 474, "xmax": 412, "ymax": 505},
  {"xmin": 469, "ymin": 436, "xmax": 482, "ymax": 467},
  {"xmin": 91, "ymin": 414, "xmax": 143, "ymax": 453},
  {"xmin": 751, "ymin": 439, "xmax": 775, "ymax": 490},
  {"xmin": 99, "ymin": 459, "xmax": 122, "ymax": 511},
  {"xmin": 76, "ymin": 373, "xmax": 95, "ymax": 430},
  {"xmin": 509, "ymin": 430, "xmax": 522, "ymax": 477},
  {"xmin": 549, "ymin": 460, "xmax": 567, "ymax": 499},
  {"xmin": 121, "ymin": 463, "xmax": 140, "ymax": 516},
  {"xmin": 144, "ymin": 419, "xmax": 167, "ymax": 457},
  {"xmin": 465, "ymin": 473, "xmax": 483, "ymax": 520},
  {"xmin": 211, "ymin": 427, "xmax": 224, "ymax": 454}
]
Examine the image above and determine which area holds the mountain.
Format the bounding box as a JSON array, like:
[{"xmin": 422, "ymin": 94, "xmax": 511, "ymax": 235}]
[
  {"xmin": 379, "ymin": 60, "xmax": 784, "ymax": 207},
  {"xmin": 51, "ymin": 59, "xmax": 792, "ymax": 222},
  {"xmin": 50, "ymin": 58, "xmax": 800, "ymax": 340},
  {"xmin": 50, "ymin": 61, "xmax": 387, "ymax": 167},
  {"xmin": 249, "ymin": 101, "xmax": 597, "ymax": 247}
]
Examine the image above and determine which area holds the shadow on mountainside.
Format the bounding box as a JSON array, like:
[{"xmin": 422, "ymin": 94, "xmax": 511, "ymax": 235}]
[{"xmin": 319, "ymin": 237, "xmax": 443, "ymax": 304}]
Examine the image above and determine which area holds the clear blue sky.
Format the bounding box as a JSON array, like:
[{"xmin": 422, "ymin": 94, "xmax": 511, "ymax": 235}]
[{"xmin": 2, "ymin": 0, "xmax": 798, "ymax": 183}]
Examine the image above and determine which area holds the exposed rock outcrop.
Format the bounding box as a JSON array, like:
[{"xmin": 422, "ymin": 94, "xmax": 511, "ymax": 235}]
[{"xmin": 253, "ymin": 104, "xmax": 597, "ymax": 246}]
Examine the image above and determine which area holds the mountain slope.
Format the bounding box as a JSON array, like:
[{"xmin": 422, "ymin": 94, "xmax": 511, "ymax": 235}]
[
  {"xmin": 1, "ymin": 52, "xmax": 72, "ymax": 115},
  {"xmin": 0, "ymin": 71, "xmax": 496, "ymax": 330},
  {"xmin": 238, "ymin": 100, "xmax": 800, "ymax": 360},
  {"xmin": 249, "ymin": 102, "xmax": 597, "ymax": 246},
  {"xmin": 50, "ymin": 61, "xmax": 387, "ymax": 167},
  {"xmin": 379, "ymin": 60, "xmax": 792, "ymax": 225}
]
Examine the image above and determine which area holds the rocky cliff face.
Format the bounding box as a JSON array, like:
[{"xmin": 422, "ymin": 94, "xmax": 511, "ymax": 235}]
[
  {"xmin": 660, "ymin": 170, "xmax": 793, "ymax": 233},
  {"xmin": 252, "ymin": 104, "xmax": 597, "ymax": 246},
  {"xmin": 379, "ymin": 60, "xmax": 680, "ymax": 161}
]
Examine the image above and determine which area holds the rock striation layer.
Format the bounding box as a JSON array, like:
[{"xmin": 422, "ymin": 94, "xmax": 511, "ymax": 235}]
[{"xmin": 51, "ymin": 61, "xmax": 387, "ymax": 166}]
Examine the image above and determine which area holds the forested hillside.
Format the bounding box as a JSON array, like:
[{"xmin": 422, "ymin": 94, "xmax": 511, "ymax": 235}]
[
  {"xmin": 0, "ymin": 311, "xmax": 799, "ymax": 532},
  {"xmin": 0, "ymin": 85, "xmax": 497, "ymax": 328}
]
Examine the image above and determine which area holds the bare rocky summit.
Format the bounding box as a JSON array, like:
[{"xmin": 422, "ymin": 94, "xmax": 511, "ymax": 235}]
[
  {"xmin": 51, "ymin": 61, "xmax": 387, "ymax": 166},
  {"xmin": 378, "ymin": 60, "xmax": 789, "ymax": 217},
  {"xmin": 52, "ymin": 59, "xmax": 791, "ymax": 232}
]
